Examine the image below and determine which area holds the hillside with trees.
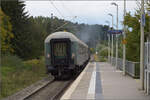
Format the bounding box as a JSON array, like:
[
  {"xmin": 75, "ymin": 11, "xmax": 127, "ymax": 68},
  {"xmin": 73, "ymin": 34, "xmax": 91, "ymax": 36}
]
[{"xmin": 1, "ymin": 0, "xmax": 109, "ymax": 59}]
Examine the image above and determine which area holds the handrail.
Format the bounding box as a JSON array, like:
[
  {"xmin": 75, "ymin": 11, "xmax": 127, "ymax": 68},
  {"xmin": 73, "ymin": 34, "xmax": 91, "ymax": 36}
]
[{"xmin": 111, "ymin": 57, "xmax": 140, "ymax": 78}]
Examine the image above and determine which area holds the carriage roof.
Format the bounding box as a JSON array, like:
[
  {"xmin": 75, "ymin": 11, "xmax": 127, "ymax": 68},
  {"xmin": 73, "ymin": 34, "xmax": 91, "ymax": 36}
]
[{"xmin": 44, "ymin": 31, "xmax": 88, "ymax": 48}]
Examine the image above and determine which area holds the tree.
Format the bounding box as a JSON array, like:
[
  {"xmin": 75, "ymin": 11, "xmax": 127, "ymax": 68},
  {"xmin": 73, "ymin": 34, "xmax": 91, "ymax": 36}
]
[
  {"xmin": 1, "ymin": 0, "xmax": 31, "ymax": 59},
  {"xmin": 27, "ymin": 17, "xmax": 48, "ymax": 58},
  {"xmin": 123, "ymin": 12, "xmax": 140, "ymax": 62},
  {"xmin": 0, "ymin": 8, "xmax": 14, "ymax": 53},
  {"xmin": 123, "ymin": 8, "xmax": 150, "ymax": 62}
]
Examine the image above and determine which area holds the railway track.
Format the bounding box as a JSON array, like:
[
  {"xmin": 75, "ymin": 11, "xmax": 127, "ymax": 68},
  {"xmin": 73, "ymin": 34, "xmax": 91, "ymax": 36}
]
[
  {"xmin": 3, "ymin": 65, "xmax": 86, "ymax": 100},
  {"xmin": 24, "ymin": 79, "xmax": 73, "ymax": 100}
]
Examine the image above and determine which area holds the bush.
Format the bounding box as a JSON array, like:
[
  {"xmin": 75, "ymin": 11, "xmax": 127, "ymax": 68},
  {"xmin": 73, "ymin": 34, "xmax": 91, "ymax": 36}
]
[
  {"xmin": 0, "ymin": 55, "xmax": 47, "ymax": 99},
  {"xmin": 99, "ymin": 56, "xmax": 107, "ymax": 62},
  {"xmin": 2, "ymin": 54, "xmax": 24, "ymax": 68}
]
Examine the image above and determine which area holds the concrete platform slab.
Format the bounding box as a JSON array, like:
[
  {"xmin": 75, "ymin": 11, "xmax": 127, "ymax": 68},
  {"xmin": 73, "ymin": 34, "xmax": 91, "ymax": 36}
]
[{"xmin": 61, "ymin": 62, "xmax": 150, "ymax": 100}]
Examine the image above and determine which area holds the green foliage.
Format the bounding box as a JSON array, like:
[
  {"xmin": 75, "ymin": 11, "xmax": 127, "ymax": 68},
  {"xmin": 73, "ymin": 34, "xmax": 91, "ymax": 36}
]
[
  {"xmin": 28, "ymin": 16, "xmax": 109, "ymax": 52},
  {"xmin": 99, "ymin": 56, "xmax": 107, "ymax": 62},
  {"xmin": 98, "ymin": 49, "xmax": 108, "ymax": 57},
  {"xmin": 0, "ymin": 8, "xmax": 14, "ymax": 53},
  {"xmin": 90, "ymin": 48, "xmax": 95, "ymax": 54},
  {"xmin": 96, "ymin": 43, "xmax": 108, "ymax": 57},
  {"xmin": 1, "ymin": 54, "xmax": 23, "ymax": 68},
  {"xmin": 124, "ymin": 12, "xmax": 140, "ymax": 61},
  {"xmin": 1, "ymin": 1, "xmax": 109, "ymax": 59},
  {"xmin": 1, "ymin": 0, "xmax": 31, "ymax": 59},
  {"xmin": 94, "ymin": 43, "xmax": 108, "ymax": 62},
  {"xmin": 27, "ymin": 17, "xmax": 47, "ymax": 58},
  {"xmin": 0, "ymin": 55, "xmax": 47, "ymax": 99},
  {"xmin": 123, "ymin": 9, "xmax": 150, "ymax": 62}
]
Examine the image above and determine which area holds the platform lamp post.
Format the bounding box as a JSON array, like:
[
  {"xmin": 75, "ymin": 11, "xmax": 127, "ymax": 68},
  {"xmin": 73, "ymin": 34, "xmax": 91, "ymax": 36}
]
[
  {"xmin": 105, "ymin": 20, "xmax": 111, "ymax": 63},
  {"xmin": 108, "ymin": 13, "xmax": 114, "ymax": 65},
  {"xmin": 111, "ymin": 2, "xmax": 119, "ymax": 69},
  {"xmin": 123, "ymin": 0, "xmax": 126, "ymax": 76}
]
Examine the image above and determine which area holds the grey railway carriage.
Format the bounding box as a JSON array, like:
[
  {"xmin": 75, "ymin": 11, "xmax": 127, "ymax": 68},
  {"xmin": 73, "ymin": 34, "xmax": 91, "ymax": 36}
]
[{"xmin": 44, "ymin": 31, "xmax": 90, "ymax": 78}]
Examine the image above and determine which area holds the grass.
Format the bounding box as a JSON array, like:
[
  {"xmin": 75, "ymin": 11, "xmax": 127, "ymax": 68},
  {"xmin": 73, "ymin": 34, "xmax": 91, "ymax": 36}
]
[
  {"xmin": 0, "ymin": 55, "xmax": 47, "ymax": 99},
  {"xmin": 99, "ymin": 56, "xmax": 107, "ymax": 62},
  {"xmin": 94, "ymin": 54, "xmax": 107, "ymax": 62}
]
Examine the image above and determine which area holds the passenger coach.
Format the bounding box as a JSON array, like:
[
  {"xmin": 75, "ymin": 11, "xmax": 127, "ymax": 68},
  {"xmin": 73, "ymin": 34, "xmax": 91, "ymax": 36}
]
[{"xmin": 44, "ymin": 31, "xmax": 90, "ymax": 78}]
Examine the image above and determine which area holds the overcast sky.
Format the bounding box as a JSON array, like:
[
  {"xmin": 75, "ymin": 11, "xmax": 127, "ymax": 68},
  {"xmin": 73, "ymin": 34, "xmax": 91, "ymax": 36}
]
[{"xmin": 24, "ymin": 1, "xmax": 138, "ymax": 29}]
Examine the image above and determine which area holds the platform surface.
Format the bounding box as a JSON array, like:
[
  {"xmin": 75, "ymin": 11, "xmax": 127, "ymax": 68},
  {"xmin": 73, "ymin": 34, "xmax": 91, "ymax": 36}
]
[{"xmin": 61, "ymin": 62, "xmax": 150, "ymax": 100}]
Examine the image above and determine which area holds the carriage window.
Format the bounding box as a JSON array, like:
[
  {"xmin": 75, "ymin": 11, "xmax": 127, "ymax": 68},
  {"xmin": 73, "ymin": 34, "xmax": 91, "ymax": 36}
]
[{"xmin": 54, "ymin": 43, "xmax": 67, "ymax": 57}]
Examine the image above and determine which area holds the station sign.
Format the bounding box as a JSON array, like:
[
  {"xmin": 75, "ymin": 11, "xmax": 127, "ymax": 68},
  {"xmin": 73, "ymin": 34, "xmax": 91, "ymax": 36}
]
[{"xmin": 108, "ymin": 30, "xmax": 123, "ymax": 34}]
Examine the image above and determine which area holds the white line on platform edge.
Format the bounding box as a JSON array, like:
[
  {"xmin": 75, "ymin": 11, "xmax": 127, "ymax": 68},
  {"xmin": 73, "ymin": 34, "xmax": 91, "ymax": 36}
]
[
  {"xmin": 60, "ymin": 63, "xmax": 90, "ymax": 100},
  {"xmin": 88, "ymin": 62, "xmax": 96, "ymax": 94}
]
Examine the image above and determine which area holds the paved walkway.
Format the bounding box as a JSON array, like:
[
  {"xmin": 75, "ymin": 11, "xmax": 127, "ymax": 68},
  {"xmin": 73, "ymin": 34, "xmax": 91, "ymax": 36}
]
[{"xmin": 61, "ymin": 62, "xmax": 150, "ymax": 100}]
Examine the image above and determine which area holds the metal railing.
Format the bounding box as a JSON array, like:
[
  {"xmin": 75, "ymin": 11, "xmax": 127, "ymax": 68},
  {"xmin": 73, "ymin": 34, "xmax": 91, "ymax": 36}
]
[
  {"xmin": 110, "ymin": 42, "xmax": 150, "ymax": 94},
  {"xmin": 111, "ymin": 57, "xmax": 140, "ymax": 78},
  {"xmin": 144, "ymin": 42, "xmax": 150, "ymax": 71},
  {"xmin": 144, "ymin": 42, "xmax": 150, "ymax": 95}
]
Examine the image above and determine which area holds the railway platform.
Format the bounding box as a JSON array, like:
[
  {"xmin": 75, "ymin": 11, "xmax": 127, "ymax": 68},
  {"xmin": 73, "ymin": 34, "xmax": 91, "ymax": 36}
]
[{"xmin": 61, "ymin": 62, "xmax": 150, "ymax": 100}]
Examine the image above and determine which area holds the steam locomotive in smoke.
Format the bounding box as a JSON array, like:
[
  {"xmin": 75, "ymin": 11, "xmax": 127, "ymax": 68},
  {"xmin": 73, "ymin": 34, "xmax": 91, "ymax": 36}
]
[{"xmin": 44, "ymin": 31, "xmax": 90, "ymax": 79}]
